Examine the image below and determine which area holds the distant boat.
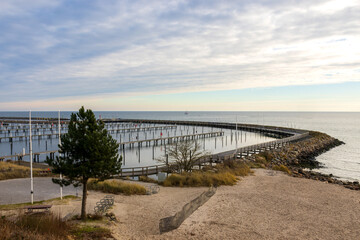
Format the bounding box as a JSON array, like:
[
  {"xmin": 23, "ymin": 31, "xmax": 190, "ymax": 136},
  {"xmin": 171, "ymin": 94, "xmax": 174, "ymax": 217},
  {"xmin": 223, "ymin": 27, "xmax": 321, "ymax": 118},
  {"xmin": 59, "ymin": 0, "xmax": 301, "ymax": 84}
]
[{"xmin": 184, "ymin": 111, "xmax": 189, "ymax": 115}]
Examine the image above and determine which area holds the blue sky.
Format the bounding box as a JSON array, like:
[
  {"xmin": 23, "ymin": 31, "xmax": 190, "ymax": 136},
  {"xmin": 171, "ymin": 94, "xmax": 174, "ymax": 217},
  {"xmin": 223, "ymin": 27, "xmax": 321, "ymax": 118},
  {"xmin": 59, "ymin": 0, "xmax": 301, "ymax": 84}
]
[{"xmin": 0, "ymin": 0, "xmax": 359, "ymax": 111}]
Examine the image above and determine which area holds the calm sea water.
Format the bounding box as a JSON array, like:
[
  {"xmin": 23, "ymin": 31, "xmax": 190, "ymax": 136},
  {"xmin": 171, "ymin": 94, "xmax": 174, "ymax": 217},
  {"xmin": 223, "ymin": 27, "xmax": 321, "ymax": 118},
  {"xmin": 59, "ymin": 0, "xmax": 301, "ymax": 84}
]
[{"xmin": 1, "ymin": 111, "xmax": 359, "ymax": 181}]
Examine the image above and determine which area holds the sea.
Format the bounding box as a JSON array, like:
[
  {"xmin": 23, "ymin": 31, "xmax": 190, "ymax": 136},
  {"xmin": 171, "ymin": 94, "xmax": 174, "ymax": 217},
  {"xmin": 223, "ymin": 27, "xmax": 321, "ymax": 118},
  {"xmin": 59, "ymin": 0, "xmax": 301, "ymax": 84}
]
[{"xmin": 0, "ymin": 111, "xmax": 359, "ymax": 181}]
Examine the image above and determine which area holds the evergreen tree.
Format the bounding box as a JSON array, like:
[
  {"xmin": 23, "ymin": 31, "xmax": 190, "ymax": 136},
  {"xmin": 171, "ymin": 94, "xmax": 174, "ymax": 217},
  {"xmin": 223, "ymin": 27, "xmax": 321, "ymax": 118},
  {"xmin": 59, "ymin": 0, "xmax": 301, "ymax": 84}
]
[{"xmin": 46, "ymin": 106, "xmax": 121, "ymax": 220}]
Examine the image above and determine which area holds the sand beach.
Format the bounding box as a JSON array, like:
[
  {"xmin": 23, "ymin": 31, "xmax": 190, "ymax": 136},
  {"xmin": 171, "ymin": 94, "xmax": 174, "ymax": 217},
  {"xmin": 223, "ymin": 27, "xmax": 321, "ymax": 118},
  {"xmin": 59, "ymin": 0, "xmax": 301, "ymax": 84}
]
[{"xmin": 44, "ymin": 169, "xmax": 360, "ymax": 239}]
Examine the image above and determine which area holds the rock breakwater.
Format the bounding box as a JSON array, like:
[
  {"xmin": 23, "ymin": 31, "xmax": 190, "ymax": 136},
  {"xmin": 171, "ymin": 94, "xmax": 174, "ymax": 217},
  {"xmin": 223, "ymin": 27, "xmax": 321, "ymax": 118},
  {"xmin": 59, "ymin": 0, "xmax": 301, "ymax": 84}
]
[{"xmin": 247, "ymin": 131, "xmax": 360, "ymax": 190}]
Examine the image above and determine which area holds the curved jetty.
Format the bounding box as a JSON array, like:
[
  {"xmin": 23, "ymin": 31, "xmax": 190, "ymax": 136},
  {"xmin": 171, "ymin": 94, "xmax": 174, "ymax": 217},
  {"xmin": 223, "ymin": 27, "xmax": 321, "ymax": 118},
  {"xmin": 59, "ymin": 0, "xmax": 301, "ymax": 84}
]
[{"xmin": 102, "ymin": 119, "xmax": 309, "ymax": 177}]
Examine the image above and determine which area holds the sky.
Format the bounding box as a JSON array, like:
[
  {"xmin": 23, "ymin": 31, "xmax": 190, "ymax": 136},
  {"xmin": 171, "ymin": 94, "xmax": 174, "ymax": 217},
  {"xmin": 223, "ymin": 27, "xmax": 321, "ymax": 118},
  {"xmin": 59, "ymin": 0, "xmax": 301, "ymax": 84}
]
[{"xmin": 0, "ymin": 0, "xmax": 359, "ymax": 111}]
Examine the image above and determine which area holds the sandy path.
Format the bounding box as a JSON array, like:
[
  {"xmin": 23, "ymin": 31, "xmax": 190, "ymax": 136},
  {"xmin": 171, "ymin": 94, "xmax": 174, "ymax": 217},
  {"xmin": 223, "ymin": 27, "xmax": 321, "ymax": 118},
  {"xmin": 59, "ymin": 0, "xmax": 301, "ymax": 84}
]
[
  {"xmin": 110, "ymin": 184, "xmax": 208, "ymax": 239},
  {"xmin": 161, "ymin": 169, "xmax": 360, "ymax": 240}
]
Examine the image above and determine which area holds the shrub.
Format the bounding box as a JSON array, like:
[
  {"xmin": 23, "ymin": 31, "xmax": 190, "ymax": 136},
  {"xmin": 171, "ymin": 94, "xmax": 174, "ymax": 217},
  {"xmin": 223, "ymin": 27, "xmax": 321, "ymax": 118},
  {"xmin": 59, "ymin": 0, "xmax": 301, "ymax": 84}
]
[
  {"xmin": 88, "ymin": 179, "xmax": 146, "ymax": 195},
  {"xmin": 272, "ymin": 164, "xmax": 291, "ymax": 175}
]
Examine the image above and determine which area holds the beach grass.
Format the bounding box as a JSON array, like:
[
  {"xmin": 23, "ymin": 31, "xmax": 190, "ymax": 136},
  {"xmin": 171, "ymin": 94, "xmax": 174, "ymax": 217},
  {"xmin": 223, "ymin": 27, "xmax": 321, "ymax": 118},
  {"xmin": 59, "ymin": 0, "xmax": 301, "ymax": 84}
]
[
  {"xmin": 0, "ymin": 213, "xmax": 69, "ymax": 240},
  {"xmin": 163, "ymin": 171, "xmax": 238, "ymax": 187},
  {"xmin": 163, "ymin": 160, "xmax": 252, "ymax": 187},
  {"xmin": 87, "ymin": 179, "xmax": 146, "ymax": 195}
]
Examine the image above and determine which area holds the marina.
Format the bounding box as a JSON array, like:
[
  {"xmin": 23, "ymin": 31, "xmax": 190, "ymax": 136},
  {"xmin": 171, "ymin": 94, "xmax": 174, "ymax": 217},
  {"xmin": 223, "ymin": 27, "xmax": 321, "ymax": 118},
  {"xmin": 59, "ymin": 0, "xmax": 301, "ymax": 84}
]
[{"xmin": 0, "ymin": 117, "xmax": 308, "ymax": 173}]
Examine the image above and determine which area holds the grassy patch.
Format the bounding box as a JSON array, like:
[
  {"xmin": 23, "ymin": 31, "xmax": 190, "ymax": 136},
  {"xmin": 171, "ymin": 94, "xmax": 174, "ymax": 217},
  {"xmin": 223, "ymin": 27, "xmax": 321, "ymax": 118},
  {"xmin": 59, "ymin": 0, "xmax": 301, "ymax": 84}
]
[
  {"xmin": 0, "ymin": 213, "xmax": 113, "ymax": 240},
  {"xmin": 0, "ymin": 195, "xmax": 78, "ymax": 211},
  {"xmin": 0, "ymin": 161, "xmax": 53, "ymax": 180},
  {"xmin": 272, "ymin": 164, "xmax": 291, "ymax": 175},
  {"xmin": 88, "ymin": 179, "xmax": 146, "ymax": 195},
  {"xmin": 72, "ymin": 225, "xmax": 112, "ymax": 240}
]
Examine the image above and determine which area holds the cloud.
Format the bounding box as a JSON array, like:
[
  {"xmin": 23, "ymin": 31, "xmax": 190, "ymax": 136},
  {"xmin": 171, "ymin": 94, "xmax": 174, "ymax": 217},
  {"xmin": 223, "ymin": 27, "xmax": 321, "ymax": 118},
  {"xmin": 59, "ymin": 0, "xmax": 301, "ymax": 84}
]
[{"xmin": 0, "ymin": 0, "xmax": 359, "ymax": 105}]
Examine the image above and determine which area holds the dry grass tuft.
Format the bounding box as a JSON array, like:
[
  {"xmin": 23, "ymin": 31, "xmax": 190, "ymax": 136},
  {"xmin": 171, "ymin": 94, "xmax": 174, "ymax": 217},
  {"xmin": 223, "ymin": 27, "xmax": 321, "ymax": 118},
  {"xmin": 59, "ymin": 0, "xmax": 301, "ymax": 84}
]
[
  {"xmin": 88, "ymin": 179, "xmax": 146, "ymax": 195},
  {"xmin": 138, "ymin": 175, "xmax": 158, "ymax": 183},
  {"xmin": 272, "ymin": 164, "xmax": 291, "ymax": 175},
  {"xmin": 216, "ymin": 160, "xmax": 252, "ymax": 177}
]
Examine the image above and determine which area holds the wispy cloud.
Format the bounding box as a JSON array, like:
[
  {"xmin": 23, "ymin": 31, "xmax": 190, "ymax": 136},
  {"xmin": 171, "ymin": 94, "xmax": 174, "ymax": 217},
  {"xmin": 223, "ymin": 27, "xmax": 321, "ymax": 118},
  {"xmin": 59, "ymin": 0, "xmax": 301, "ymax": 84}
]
[{"xmin": 0, "ymin": 0, "xmax": 359, "ymax": 107}]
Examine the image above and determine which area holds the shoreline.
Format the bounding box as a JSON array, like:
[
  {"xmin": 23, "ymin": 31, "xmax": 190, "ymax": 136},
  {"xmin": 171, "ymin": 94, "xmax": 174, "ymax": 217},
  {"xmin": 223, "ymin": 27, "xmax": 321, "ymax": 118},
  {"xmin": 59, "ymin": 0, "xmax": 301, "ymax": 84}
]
[{"xmin": 244, "ymin": 130, "xmax": 360, "ymax": 190}]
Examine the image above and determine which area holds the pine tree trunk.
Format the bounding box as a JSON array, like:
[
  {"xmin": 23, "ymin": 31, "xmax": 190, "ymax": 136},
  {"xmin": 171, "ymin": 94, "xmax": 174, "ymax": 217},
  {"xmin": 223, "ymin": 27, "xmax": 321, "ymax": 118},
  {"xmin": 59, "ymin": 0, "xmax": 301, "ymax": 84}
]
[{"xmin": 81, "ymin": 178, "xmax": 88, "ymax": 220}]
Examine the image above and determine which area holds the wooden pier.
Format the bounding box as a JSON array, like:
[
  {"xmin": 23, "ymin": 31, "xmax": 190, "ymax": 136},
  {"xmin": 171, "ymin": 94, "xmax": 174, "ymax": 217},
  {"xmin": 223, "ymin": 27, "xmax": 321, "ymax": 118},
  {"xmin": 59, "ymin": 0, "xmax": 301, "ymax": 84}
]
[
  {"xmin": 0, "ymin": 150, "xmax": 58, "ymax": 162},
  {"xmin": 106, "ymin": 125, "xmax": 177, "ymax": 134},
  {"xmin": 0, "ymin": 133, "xmax": 62, "ymax": 143},
  {"xmin": 119, "ymin": 131, "xmax": 224, "ymax": 149},
  {"xmin": 0, "ymin": 125, "xmax": 177, "ymax": 143}
]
